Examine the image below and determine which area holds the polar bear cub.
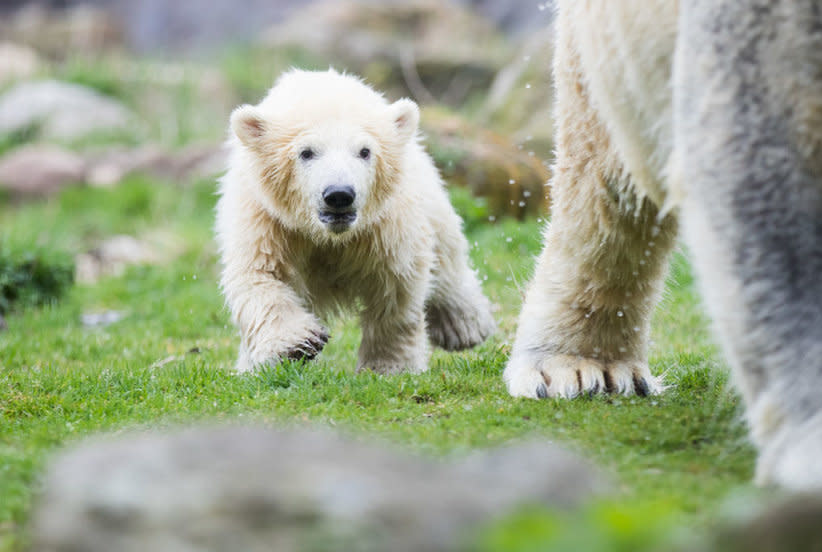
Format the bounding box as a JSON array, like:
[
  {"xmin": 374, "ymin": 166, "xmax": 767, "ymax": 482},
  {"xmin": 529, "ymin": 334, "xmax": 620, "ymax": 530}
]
[{"xmin": 215, "ymin": 69, "xmax": 495, "ymax": 374}]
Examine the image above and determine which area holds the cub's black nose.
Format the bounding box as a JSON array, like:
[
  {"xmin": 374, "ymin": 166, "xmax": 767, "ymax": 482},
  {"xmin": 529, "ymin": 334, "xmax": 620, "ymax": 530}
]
[{"xmin": 322, "ymin": 185, "xmax": 356, "ymax": 209}]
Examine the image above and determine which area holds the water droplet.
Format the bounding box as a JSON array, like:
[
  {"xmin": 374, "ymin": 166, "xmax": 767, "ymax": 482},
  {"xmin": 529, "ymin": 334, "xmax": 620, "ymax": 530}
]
[
  {"xmin": 523, "ymin": 190, "xmax": 532, "ymax": 198},
  {"xmin": 639, "ymin": 260, "xmax": 646, "ymax": 265},
  {"xmin": 644, "ymin": 250, "xmax": 651, "ymax": 256},
  {"xmin": 518, "ymin": 201, "xmax": 526, "ymax": 207},
  {"xmin": 618, "ymin": 346, "xmax": 627, "ymax": 353},
  {"xmin": 488, "ymin": 215, "xmax": 496, "ymax": 222},
  {"xmin": 505, "ymin": 237, "xmax": 513, "ymax": 243},
  {"xmin": 633, "ymin": 326, "xmax": 640, "ymax": 332},
  {"xmin": 617, "ymin": 311, "xmax": 624, "ymax": 317},
  {"xmin": 509, "ymin": 179, "xmax": 516, "ymax": 185},
  {"xmin": 525, "ymin": 83, "xmax": 532, "ymax": 89}
]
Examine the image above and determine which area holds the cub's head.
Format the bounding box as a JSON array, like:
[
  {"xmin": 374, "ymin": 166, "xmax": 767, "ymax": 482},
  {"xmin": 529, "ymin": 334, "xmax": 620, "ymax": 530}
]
[{"xmin": 230, "ymin": 69, "xmax": 419, "ymax": 240}]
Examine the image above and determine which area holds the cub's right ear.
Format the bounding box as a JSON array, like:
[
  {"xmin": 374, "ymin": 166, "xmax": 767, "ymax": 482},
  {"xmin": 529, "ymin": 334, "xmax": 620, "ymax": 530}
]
[{"xmin": 230, "ymin": 105, "xmax": 267, "ymax": 149}]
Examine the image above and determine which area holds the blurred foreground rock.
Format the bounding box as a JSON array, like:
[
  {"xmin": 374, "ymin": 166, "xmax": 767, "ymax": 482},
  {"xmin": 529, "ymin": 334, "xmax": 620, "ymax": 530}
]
[
  {"xmin": 261, "ymin": 0, "xmax": 512, "ymax": 106},
  {"xmin": 422, "ymin": 108, "xmax": 550, "ymax": 218},
  {"xmin": 0, "ymin": 80, "xmax": 134, "ymax": 142},
  {"xmin": 700, "ymin": 494, "xmax": 822, "ymax": 552},
  {"xmin": 32, "ymin": 426, "xmax": 607, "ymax": 552}
]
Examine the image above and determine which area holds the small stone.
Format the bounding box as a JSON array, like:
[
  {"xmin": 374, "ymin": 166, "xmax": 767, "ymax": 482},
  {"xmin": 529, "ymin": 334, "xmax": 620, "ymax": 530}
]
[{"xmin": 80, "ymin": 310, "xmax": 126, "ymax": 328}]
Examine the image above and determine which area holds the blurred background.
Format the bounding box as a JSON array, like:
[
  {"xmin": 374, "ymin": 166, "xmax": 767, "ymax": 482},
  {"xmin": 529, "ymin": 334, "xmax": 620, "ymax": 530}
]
[
  {"xmin": 0, "ymin": 0, "xmax": 559, "ymax": 321},
  {"xmin": 1, "ymin": 5, "xmax": 762, "ymax": 552},
  {"xmin": 0, "ymin": 0, "xmax": 557, "ymax": 208}
]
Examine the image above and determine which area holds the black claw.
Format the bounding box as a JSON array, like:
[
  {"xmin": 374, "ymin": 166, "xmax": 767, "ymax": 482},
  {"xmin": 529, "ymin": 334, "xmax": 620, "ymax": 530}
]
[
  {"xmin": 587, "ymin": 381, "xmax": 600, "ymax": 398},
  {"xmin": 634, "ymin": 375, "xmax": 650, "ymax": 397},
  {"xmin": 536, "ymin": 383, "xmax": 549, "ymax": 399},
  {"xmin": 285, "ymin": 330, "xmax": 329, "ymax": 362},
  {"xmin": 603, "ymin": 371, "xmax": 615, "ymax": 394}
]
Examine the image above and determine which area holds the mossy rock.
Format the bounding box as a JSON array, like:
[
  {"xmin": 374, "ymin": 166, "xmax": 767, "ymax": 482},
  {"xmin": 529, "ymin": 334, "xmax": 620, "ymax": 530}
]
[{"xmin": 422, "ymin": 106, "xmax": 550, "ymax": 220}]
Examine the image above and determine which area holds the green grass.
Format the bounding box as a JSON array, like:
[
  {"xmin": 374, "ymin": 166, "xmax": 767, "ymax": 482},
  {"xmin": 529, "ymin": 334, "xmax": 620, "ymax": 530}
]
[{"xmin": 0, "ymin": 177, "xmax": 756, "ymax": 550}]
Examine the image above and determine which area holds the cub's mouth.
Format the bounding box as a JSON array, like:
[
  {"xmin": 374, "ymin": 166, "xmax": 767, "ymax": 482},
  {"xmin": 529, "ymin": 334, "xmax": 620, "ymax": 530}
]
[{"xmin": 318, "ymin": 210, "xmax": 357, "ymax": 233}]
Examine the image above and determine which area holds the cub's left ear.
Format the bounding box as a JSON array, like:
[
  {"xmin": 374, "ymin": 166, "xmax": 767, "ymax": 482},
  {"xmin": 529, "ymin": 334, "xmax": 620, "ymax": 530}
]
[{"xmin": 389, "ymin": 98, "xmax": 419, "ymax": 144}]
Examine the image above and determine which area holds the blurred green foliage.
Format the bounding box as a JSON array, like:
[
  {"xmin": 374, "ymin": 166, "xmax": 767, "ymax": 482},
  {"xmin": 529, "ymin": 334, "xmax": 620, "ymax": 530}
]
[{"xmin": 0, "ymin": 248, "xmax": 73, "ymax": 316}]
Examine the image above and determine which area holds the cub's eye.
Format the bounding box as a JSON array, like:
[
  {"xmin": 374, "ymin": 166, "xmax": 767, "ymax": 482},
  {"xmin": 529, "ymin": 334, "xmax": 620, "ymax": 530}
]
[
  {"xmin": 358, "ymin": 147, "xmax": 371, "ymax": 160},
  {"xmin": 299, "ymin": 148, "xmax": 315, "ymax": 161}
]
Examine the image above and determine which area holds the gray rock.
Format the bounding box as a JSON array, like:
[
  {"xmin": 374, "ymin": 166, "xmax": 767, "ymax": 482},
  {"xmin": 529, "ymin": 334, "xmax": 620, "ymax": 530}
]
[
  {"xmin": 86, "ymin": 143, "xmax": 227, "ymax": 187},
  {"xmin": 0, "ymin": 142, "xmax": 225, "ymax": 199},
  {"xmin": 0, "ymin": 145, "xmax": 86, "ymax": 198},
  {"xmin": 0, "ymin": 80, "xmax": 134, "ymax": 141},
  {"xmin": 31, "ymin": 427, "xmax": 607, "ymax": 552}
]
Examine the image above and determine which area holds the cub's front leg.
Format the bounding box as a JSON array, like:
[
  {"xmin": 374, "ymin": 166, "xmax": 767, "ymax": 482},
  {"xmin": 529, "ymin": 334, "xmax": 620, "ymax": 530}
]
[
  {"xmin": 226, "ymin": 272, "xmax": 330, "ymax": 373},
  {"xmin": 216, "ymin": 195, "xmax": 329, "ymax": 373}
]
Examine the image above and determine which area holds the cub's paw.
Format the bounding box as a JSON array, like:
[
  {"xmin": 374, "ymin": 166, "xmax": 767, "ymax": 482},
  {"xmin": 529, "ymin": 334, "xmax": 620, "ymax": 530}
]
[
  {"xmin": 426, "ymin": 301, "xmax": 496, "ymax": 351},
  {"xmin": 237, "ymin": 321, "xmax": 330, "ymax": 373},
  {"xmin": 282, "ymin": 326, "xmax": 330, "ymax": 361},
  {"xmin": 504, "ymin": 352, "xmax": 662, "ymax": 399}
]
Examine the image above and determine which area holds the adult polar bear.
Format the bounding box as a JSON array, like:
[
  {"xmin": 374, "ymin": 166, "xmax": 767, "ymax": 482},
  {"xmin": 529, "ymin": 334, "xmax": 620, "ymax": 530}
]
[{"xmin": 505, "ymin": 0, "xmax": 822, "ymax": 489}]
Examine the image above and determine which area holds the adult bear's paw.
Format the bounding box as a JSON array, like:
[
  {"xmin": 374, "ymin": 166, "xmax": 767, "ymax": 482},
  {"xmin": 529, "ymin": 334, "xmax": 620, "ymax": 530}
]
[{"xmin": 504, "ymin": 352, "xmax": 663, "ymax": 399}]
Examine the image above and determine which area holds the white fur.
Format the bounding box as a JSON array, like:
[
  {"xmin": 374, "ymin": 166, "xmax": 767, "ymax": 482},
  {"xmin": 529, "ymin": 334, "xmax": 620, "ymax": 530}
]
[{"xmin": 506, "ymin": 0, "xmax": 822, "ymax": 490}]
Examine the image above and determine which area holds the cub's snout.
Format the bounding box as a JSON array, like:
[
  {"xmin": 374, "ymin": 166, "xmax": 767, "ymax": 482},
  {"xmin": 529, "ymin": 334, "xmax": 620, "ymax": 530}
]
[{"xmin": 319, "ymin": 184, "xmax": 357, "ymax": 233}]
